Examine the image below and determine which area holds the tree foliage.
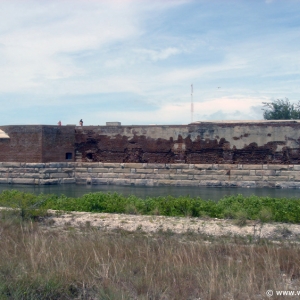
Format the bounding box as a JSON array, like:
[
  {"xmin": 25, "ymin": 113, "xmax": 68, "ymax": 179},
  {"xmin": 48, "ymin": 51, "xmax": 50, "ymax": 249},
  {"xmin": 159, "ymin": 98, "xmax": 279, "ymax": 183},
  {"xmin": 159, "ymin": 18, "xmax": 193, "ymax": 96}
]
[{"xmin": 262, "ymin": 98, "xmax": 300, "ymax": 120}]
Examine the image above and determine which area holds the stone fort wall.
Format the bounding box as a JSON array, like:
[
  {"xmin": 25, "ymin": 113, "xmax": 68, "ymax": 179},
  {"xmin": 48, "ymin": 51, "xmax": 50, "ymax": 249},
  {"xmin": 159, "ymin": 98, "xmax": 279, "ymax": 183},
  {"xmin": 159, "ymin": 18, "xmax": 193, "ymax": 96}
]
[
  {"xmin": 0, "ymin": 162, "xmax": 300, "ymax": 188},
  {"xmin": 0, "ymin": 121, "xmax": 300, "ymax": 186}
]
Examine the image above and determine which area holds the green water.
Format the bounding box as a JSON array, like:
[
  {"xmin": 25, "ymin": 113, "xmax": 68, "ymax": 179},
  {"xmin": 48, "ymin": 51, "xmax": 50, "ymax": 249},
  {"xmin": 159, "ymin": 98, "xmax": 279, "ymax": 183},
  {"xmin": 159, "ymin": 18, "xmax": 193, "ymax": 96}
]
[{"xmin": 0, "ymin": 184, "xmax": 299, "ymax": 200}]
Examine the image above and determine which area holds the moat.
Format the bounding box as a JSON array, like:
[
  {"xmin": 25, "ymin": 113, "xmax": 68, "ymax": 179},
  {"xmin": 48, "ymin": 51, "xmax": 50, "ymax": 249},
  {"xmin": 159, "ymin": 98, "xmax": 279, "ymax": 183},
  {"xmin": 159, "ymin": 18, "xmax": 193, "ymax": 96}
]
[{"xmin": 0, "ymin": 184, "xmax": 299, "ymax": 201}]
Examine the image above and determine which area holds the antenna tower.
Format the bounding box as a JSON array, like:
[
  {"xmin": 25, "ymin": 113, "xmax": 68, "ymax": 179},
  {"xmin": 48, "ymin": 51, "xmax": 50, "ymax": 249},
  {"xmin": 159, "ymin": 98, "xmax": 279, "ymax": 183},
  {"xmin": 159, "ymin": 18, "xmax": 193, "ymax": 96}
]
[{"xmin": 191, "ymin": 84, "xmax": 194, "ymax": 123}]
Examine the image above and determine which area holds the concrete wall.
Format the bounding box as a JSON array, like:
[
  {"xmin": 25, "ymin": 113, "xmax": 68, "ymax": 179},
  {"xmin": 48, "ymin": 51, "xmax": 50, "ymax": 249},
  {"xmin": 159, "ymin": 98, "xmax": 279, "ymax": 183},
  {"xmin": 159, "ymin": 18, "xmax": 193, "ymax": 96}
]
[
  {"xmin": 0, "ymin": 121, "xmax": 300, "ymax": 165},
  {"xmin": 75, "ymin": 121, "xmax": 300, "ymax": 164},
  {"xmin": 1, "ymin": 162, "xmax": 300, "ymax": 188}
]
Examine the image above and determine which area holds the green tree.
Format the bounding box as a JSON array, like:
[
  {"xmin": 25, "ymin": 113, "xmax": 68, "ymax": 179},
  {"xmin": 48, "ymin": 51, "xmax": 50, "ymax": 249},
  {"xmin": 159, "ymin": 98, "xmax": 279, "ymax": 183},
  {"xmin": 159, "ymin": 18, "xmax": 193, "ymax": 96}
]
[{"xmin": 262, "ymin": 98, "xmax": 300, "ymax": 120}]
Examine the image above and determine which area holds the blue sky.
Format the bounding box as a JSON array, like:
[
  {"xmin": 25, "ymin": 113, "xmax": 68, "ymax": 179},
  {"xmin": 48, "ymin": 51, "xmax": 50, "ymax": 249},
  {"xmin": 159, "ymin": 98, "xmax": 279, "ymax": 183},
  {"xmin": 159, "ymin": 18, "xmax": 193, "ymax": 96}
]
[{"xmin": 1, "ymin": 0, "xmax": 300, "ymax": 125}]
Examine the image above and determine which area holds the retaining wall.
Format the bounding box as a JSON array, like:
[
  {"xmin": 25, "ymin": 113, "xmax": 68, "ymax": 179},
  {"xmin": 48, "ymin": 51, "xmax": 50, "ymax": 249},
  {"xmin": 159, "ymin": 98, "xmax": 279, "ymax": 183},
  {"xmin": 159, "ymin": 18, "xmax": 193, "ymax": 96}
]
[{"xmin": 1, "ymin": 162, "xmax": 300, "ymax": 188}]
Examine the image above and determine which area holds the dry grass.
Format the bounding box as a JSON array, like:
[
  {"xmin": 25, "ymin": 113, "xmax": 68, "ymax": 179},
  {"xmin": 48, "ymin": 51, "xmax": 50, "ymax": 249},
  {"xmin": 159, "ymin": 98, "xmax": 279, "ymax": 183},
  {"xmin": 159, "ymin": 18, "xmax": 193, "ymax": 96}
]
[{"xmin": 0, "ymin": 213, "xmax": 300, "ymax": 299}]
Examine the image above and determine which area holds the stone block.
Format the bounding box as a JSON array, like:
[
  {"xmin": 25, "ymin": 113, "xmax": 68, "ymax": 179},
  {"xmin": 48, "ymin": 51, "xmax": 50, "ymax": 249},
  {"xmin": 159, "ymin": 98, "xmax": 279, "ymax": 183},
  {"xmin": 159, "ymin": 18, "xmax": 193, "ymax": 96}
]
[
  {"xmin": 102, "ymin": 173, "xmax": 119, "ymax": 178},
  {"xmin": 157, "ymin": 180, "xmax": 173, "ymax": 185},
  {"xmin": 22, "ymin": 174, "xmax": 42, "ymax": 179},
  {"xmin": 135, "ymin": 169, "xmax": 154, "ymax": 174},
  {"xmin": 91, "ymin": 178, "xmax": 110, "ymax": 185},
  {"xmin": 0, "ymin": 168, "xmax": 9, "ymax": 172},
  {"xmin": 241, "ymin": 164, "xmax": 263, "ymax": 170},
  {"xmin": 111, "ymin": 168, "xmax": 131, "ymax": 173},
  {"xmin": 194, "ymin": 175, "xmax": 214, "ymax": 180},
  {"xmin": 168, "ymin": 164, "xmax": 189, "ymax": 169},
  {"xmin": 255, "ymin": 170, "xmax": 276, "ymax": 176},
  {"xmin": 169, "ymin": 174, "xmax": 189, "ymax": 180},
  {"xmin": 242, "ymin": 176, "xmax": 263, "ymax": 181},
  {"xmin": 40, "ymin": 179, "xmax": 60, "ymax": 185},
  {"xmin": 103, "ymin": 163, "xmax": 121, "ymax": 168},
  {"xmin": 135, "ymin": 179, "xmax": 154, "ymax": 186},
  {"xmin": 194, "ymin": 164, "xmax": 213, "ymax": 170},
  {"xmin": 12, "ymin": 178, "xmax": 35, "ymax": 184},
  {"xmin": 176, "ymin": 180, "xmax": 199, "ymax": 186},
  {"xmin": 264, "ymin": 164, "xmax": 292, "ymax": 170},
  {"xmin": 48, "ymin": 163, "xmax": 68, "ymax": 168},
  {"xmin": 222, "ymin": 181, "xmax": 238, "ymax": 187},
  {"xmin": 75, "ymin": 168, "xmax": 88, "ymax": 172},
  {"xmin": 144, "ymin": 163, "xmax": 166, "ymax": 169},
  {"xmin": 120, "ymin": 173, "xmax": 142, "ymax": 179},
  {"xmin": 158, "ymin": 169, "xmax": 176, "ymax": 174},
  {"xmin": 199, "ymin": 180, "xmax": 222, "ymax": 187},
  {"xmin": 237, "ymin": 181, "xmax": 257, "ymax": 188},
  {"xmin": 81, "ymin": 162, "xmax": 100, "ymax": 167},
  {"xmin": 124, "ymin": 163, "xmax": 144, "ymax": 169},
  {"xmin": 112, "ymin": 179, "xmax": 132, "ymax": 185},
  {"xmin": 75, "ymin": 178, "xmax": 88, "ymax": 184},
  {"xmin": 61, "ymin": 168, "xmax": 74, "ymax": 173},
  {"xmin": 181, "ymin": 169, "xmax": 204, "ymax": 175},
  {"xmin": 0, "ymin": 178, "xmax": 8, "ymax": 183},
  {"xmin": 274, "ymin": 181, "xmax": 300, "ymax": 188},
  {"xmin": 50, "ymin": 173, "xmax": 71, "ymax": 178},
  {"xmin": 206, "ymin": 170, "xmax": 227, "ymax": 175},
  {"xmin": 2, "ymin": 162, "xmax": 21, "ymax": 167},
  {"xmin": 267, "ymin": 176, "xmax": 289, "ymax": 181},
  {"xmin": 62, "ymin": 178, "xmax": 76, "ymax": 184},
  {"xmin": 292, "ymin": 165, "xmax": 300, "ymax": 171},
  {"xmin": 230, "ymin": 170, "xmax": 250, "ymax": 175},
  {"xmin": 40, "ymin": 168, "xmax": 59, "ymax": 173},
  {"xmin": 216, "ymin": 164, "xmax": 238, "ymax": 170},
  {"xmin": 87, "ymin": 168, "xmax": 108, "ymax": 173}
]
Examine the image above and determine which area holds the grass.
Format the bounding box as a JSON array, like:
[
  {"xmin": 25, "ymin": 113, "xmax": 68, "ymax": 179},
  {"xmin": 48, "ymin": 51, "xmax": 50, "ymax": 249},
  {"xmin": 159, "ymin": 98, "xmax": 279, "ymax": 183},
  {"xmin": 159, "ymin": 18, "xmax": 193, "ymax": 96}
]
[
  {"xmin": 0, "ymin": 190, "xmax": 300, "ymax": 299},
  {"xmin": 0, "ymin": 213, "xmax": 300, "ymax": 299},
  {"xmin": 0, "ymin": 189, "xmax": 300, "ymax": 223}
]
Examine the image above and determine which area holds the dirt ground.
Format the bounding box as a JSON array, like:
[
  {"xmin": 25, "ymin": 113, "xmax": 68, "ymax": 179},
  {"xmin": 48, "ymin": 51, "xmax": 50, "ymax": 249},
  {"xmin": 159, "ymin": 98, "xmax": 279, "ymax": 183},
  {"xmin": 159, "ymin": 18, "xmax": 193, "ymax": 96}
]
[{"xmin": 43, "ymin": 210, "xmax": 300, "ymax": 242}]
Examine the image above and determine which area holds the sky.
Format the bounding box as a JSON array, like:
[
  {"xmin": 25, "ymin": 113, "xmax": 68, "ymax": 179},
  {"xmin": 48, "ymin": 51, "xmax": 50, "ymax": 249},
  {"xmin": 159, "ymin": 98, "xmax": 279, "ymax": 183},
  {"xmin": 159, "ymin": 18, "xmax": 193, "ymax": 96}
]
[{"xmin": 1, "ymin": 0, "xmax": 300, "ymax": 126}]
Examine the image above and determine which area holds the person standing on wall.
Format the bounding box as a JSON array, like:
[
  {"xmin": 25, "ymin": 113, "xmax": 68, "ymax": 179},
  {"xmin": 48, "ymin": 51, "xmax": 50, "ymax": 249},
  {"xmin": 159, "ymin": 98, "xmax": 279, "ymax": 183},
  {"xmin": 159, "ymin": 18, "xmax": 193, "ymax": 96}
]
[{"xmin": 79, "ymin": 119, "xmax": 83, "ymax": 126}]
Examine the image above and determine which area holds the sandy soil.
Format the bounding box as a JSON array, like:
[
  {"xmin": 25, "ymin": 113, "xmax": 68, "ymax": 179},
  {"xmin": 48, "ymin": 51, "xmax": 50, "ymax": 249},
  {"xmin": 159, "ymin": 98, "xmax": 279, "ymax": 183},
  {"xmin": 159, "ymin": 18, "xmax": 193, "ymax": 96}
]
[{"xmin": 43, "ymin": 210, "xmax": 300, "ymax": 241}]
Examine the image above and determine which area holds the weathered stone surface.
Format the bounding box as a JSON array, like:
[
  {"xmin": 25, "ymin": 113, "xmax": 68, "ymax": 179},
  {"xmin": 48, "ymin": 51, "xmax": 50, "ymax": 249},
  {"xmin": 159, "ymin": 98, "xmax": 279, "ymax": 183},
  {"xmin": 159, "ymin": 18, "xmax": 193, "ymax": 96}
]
[
  {"xmin": 241, "ymin": 164, "xmax": 263, "ymax": 170},
  {"xmin": 91, "ymin": 178, "xmax": 111, "ymax": 185},
  {"xmin": 12, "ymin": 178, "xmax": 35, "ymax": 184},
  {"xmin": 182, "ymin": 169, "xmax": 206, "ymax": 175},
  {"xmin": 169, "ymin": 174, "xmax": 190, "ymax": 180},
  {"xmin": 2, "ymin": 162, "xmax": 22, "ymax": 167},
  {"xmin": 102, "ymin": 163, "xmax": 121, "ymax": 168},
  {"xmin": 199, "ymin": 180, "xmax": 222, "ymax": 187},
  {"xmin": 135, "ymin": 169, "xmax": 154, "ymax": 174},
  {"xmin": 255, "ymin": 170, "xmax": 276, "ymax": 176},
  {"xmin": 242, "ymin": 176, "xmax": 263, "ymax": 181},
  {"xmin": 40, "ymin": 168, "xmax": 60, "ymax": 173},
  {"xmin": 87, "ymin": 168, "xmax": 108, "ymax": 173},
  {"xmin": 124, "ymin": 163, "xmax": 144, "ymax": 169},
  {"xmin": 99, "ymin": 173, "xmax": 119, "ymax": 178},
  {"xmin": 144, "ymin": 163, "xmax": 166, "ymax": 169},
  {"xmin": 238, "ymin": 181, "xmax": 256, "ymax": 188},
  {"xmin": 267, "ymin": 176, "xmax": 289, "ymax": 181},
  {"xmin": 176, "ymin": 180, "xmax": 199, "ymax": 186},
  {"xmin": 230, "ymin": 170, "xmax": 250, "ymax": 175},
  {"xmin": 169, "ymin": 164, "xmax": 189, "ymax": 169},
  {"xmin": 81, "ymin": 162, "xmax": 100, "ymax": 167},
  {"xmin": 112, "ymin": 179, "xmax": 132, "ymax": 185},
  {"xmin": 49, "ymin": 173, "xmax": 71, "ymax": 178},
  {"xmin": 216, "ymin": 164, "xmax": 238, "ymax": 170},
  {"xmin": 75, "ymin": 168, "xmax": 88, "ymax": 172},
  {"xmin": 62, "ymin": 178, "xmax": 76, "ymax": 184},
  {"xmin": 194, "ymin": 164, "xmax": 213, "ymax": 170}
]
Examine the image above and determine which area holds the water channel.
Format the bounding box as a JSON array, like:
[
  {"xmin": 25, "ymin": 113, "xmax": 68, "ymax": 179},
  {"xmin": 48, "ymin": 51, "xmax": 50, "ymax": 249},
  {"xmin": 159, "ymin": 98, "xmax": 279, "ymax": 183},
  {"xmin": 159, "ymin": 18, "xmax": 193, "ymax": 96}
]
[{"xmin": 0, "ymin": 184, "xmax": 299, "ymax": 201}]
